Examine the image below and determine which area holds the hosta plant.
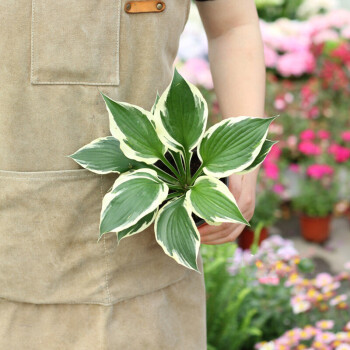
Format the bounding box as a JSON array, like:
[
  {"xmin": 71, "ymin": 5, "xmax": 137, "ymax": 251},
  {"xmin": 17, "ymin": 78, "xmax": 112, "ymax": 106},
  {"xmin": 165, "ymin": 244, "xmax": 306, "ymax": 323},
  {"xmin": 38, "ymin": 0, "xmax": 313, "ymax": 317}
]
[{"xmin": 68, "ymin": 68, "xmax": 277, "ymax": 272}]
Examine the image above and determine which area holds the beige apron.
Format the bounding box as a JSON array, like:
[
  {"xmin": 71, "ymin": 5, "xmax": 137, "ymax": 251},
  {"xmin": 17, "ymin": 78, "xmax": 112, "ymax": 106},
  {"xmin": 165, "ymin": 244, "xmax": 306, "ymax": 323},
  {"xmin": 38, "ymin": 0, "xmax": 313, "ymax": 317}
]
[{"xmin": 0, "ymin": 1, "xmax": 207, "ymax": 348}]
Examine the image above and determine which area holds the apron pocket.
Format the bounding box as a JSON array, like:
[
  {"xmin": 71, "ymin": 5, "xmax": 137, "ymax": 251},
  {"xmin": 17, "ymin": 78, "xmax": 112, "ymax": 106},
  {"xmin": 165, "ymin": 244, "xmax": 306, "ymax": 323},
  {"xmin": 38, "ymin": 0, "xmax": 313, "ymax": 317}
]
[
  {"xmin": 0, "ymin": 169, "xmax": 188, "ymax": 305},
  {"xmin": 31, "ymin": 0, "xmax": 121, "ymax": 85}
]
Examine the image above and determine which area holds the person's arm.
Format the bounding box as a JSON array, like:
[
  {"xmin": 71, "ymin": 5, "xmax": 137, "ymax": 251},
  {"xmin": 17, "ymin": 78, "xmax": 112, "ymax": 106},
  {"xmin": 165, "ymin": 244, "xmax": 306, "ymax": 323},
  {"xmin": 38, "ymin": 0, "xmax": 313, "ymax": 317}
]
[{"xmin": 195, "ymin": 0, "xmax": 266, "ymax": 245}]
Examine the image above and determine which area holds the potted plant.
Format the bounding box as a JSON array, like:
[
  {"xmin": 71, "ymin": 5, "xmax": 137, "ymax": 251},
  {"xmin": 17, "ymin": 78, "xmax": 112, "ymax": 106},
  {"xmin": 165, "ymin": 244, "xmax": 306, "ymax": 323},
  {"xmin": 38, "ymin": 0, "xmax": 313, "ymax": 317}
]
[
  {"xmin": 68, "ymin": 67, "xmax": 277, "ymax": 272},
  {"xmin": 291, "ymin": 164, "xmax": 338, "ymax": 243},
  {"xmin": 238, "ymin": 190, "xmax": 281, "ymax": 250}
]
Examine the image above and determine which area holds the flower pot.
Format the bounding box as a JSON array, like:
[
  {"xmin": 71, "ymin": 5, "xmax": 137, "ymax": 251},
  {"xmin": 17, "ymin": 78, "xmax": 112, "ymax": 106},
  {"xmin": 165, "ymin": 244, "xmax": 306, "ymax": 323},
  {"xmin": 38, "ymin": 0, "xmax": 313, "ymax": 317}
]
[
  {"xmin": 299, "ymin": 213, "xmax": 332, "ymax": 243},
  {"xmin": 237, "ymin": 226, "xmax": 269, "ymax": 250}
]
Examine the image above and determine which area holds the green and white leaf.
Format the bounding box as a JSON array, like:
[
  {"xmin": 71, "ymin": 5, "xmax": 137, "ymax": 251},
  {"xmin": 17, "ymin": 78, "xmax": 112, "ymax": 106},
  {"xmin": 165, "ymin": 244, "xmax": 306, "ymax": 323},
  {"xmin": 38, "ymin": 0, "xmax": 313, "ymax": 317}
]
[
  {"xmin": 153, "ymin": 67, "xmax": 208, "ymax": 154},
  {"xmin": 198, "ymin": 116, "xmax": 276, "ymax": 178},
  {"xmin": 101, "ymin": 92, "xmax": 166, "ymax": 164},
  {"xmin": 186, "ymin": 176, "xmax": 249, "ymax": 226},
  {"xmin": 67, "ymin": 136, "xmax": 145, "ymax": 174},
  {"xmin": 116, "ymin": 209, "xmax": 158, "ymax": 242},
  {"xmin": 155, "ymin": 196, "xmax": 200, "ymax": 272},
  {"xmin": 237, "ymin": 139, "xmax": 279, "ymax": 174},
  {"xmin": 99, "ymin": 169, "xmax": 168, "ymax": 239},
  {"xmin": 151, "ymin": 91, "xmax": 160, "ymax": 115}
]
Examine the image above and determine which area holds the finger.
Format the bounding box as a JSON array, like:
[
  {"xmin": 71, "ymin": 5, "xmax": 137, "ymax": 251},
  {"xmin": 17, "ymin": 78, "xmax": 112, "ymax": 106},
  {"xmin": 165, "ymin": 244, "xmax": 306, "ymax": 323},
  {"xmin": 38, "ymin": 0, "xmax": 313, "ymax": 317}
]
[
  {"xmin": 198, "ymin": 222, "xmax": 231, "ymax": 236},
  {"xmin": 228, "ymin": 174, "xmax": 244, "ymax": 201},
  {"xmin": 200, "ymin": 225, "xmax": 233, "ymax": 243},
  {"xmin": 202, "ymin": 224, "xmax": 246, "ymax": 245}
]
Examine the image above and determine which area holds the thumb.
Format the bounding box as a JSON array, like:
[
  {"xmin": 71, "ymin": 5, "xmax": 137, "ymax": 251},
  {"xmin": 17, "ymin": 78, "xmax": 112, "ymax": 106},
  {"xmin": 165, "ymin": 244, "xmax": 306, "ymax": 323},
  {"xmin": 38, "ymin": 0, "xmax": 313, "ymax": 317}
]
[{"xmin": 228, "ymin": 173, "xmax": 244, "ymax": 202}]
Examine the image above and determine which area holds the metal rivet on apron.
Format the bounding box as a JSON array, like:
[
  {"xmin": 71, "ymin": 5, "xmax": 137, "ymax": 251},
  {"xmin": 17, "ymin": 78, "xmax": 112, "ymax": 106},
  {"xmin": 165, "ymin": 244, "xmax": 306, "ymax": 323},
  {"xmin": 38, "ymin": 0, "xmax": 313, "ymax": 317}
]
[
  {"xmin": 156, "ymin": 2, "xmax": 163, "ymax": 10},
  {"xmin": 126, "ymin": 3, "xmax": 131, "ymax": 10}
]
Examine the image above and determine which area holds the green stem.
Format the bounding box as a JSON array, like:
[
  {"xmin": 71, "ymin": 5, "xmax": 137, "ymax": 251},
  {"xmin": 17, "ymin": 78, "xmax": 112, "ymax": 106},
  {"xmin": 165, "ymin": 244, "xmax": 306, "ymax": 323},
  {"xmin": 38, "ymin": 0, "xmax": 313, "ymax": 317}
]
[
  {"xmin": 250, "ymin": 221, "xmax": 264, "ymax": 255},
  {"xmin": 166, "ymin": 184, "xmax": 184, "ymax": 191},
  {"xmin": 183, "ymin": 149, "xmax": 192, "ymax": 184},
  {"xmin": 166, "ymin": 191, "xmax": 183, "ymax": 200},
  {"xmin": 148, "ymin": 164, "xmax": 179, "ymax": 184},
  {"xmin": 159, "ymin": 154, "xmax": 182, "ymax": 180},
  {"xmin": 169, "ymin": 150, "xmax": 186, "ymax": 183},
  {"xmin": 190, "ymin": 163, "xmax": 204, "ymax": 186}
]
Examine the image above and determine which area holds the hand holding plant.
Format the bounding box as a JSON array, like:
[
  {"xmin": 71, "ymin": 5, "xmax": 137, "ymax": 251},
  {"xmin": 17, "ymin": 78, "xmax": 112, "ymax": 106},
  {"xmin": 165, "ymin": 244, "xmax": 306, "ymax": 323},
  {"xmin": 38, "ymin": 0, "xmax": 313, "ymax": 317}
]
[{"xmin": 68, "ymin": 68, "xmax": 277, "ymax": 272}]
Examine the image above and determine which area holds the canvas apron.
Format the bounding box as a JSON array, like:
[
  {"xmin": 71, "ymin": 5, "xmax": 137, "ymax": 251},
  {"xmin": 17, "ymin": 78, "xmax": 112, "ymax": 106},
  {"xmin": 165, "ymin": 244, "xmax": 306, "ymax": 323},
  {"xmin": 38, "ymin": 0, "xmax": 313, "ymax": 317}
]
[{"xmin": 0, "ymin": 1, "xmax": 207, "ymax": 348}]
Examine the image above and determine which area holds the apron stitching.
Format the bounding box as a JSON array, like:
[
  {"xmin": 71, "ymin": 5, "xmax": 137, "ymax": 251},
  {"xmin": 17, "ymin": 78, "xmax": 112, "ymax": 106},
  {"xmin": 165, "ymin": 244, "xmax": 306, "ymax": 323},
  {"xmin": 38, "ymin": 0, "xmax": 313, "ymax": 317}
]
[
  {"xmin": 100, "ymin": 175, "xmax": 112, "ymax": 305},
  {"xmin": 30, "ymin": 0, "xmax": 35, "ymax": 83},
  {"xmin": 116, "ymin": 0, "xmax": 121, "ymax": 84},
  {"xmin": 0, "ymin": 175, "xmax": 96, "ymax": 180},
  {"xmin": 30, "ymin": 0, "xmax": 121, "ymax": 85}
]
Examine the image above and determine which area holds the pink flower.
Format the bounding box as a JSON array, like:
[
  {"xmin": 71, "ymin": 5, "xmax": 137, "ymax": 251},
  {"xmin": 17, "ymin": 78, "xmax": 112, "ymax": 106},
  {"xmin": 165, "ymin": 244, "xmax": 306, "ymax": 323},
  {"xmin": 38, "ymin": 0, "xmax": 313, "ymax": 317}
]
[
  {"xmin": 306, "ymin": 164, "xmax": 334, "ymax": 179},
  {"xmin": 274, "ymin": 97, "xmax": 287, "ymax": 111},
  {"xmin": 298, "ymin": 141, "xmax": 321, "ymax": 155},
  {"xmin": 289, "ymin": 164, "xmax": 300, "ymax": 173},
  {"xmin": 277, "ymin": 51, "xmax": 316, "ymax": 77},
  {"xmin": 329, "ymin": 144, "xmax": 350, "ymax": 163},
  {"xmin": 316, "ymin": 320, "xmax": 334, "ymax": 330},
  {"xmin": 273, "ymin": 183, "xmax": 284, "ymax": 194},
  {"xmin": 264, "ymin": 162, "xmax": 279, "ymax": 180},
  {"xmin": 315, "ymin": 331, "xmax": 336, "ymax": 344},
  {"xmin": 264, "ymin": 45, "xmax": 278, "ymax": 68},
  {"xmin": 315, "ymin": 273, "xmax": 333, "ymax": 288},
  {"xmin": 178, "ymin": 58, "xmax": 213, "ymax": 90},
  {"xmin": 266, "ymin": 144, "xmax": 282, "ymax": 162},
  {"xmin": 341, "ymin": 131, "xmax": 350, "ymax": 142},
  {"xmin": 287, "ymin": 136, "xmax": 298, "ymax": 148},
  {"xmin": 336, "ymin": 344, "xmax": 350, "ymax": 350},
  {"xmin": 330, "ymin": 294, "xmax": 347, "ymax": 306},
  {"xmin": 258, "ymin": 276, "xmax": 280, "ymax": 285},
  {"xmin": 322, "ymin": 281, "xmax": 341, "ymax": 293},
  {"xmin": 307, "ymin": 106, "xmax": 320, "ymax": 119},
  {"xmin": 300, "ymin": 129, "xmax": 315, "ymax": 141},
  {"xmin": 317, "ymin": 130, "xmax": 330, "ymax": 140}
]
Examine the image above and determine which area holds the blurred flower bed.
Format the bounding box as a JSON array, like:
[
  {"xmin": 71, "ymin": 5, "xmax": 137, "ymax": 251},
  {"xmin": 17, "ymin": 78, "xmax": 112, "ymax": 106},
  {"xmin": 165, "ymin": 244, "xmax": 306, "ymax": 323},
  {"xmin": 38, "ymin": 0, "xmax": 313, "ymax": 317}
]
[
  {"xmin": 202, "ymin": 236, "xmax": 350, "ymax": 350},
  {"xmin": 176, "ymin": 5, "xmax": 350, "ymax": 235}
]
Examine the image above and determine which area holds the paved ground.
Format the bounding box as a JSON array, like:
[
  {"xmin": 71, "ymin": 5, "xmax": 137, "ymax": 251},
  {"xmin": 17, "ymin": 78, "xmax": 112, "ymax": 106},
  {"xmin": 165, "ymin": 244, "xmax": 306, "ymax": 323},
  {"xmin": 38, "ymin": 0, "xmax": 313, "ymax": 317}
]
[{"xmin": 272, "ymin": 215, "xmax": 350, "ymax": 274}]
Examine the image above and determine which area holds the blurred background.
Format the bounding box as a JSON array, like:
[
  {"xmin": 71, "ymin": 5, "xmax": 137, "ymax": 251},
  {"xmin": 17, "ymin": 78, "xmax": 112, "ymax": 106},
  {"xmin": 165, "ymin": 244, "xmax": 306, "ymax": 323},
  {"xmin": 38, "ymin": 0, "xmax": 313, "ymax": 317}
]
[{"xmin": 175, "ymin": 1, "xmax": 350, "ymax": 349}]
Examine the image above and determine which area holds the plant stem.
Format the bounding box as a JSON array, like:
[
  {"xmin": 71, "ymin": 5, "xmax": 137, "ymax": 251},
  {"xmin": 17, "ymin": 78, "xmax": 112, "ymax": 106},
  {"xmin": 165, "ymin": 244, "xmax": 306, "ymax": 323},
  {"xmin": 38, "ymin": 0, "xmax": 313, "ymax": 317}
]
[
  {"xmin": 190, "ymin": 163, "xmax": 204, "ymax": 186},
  {"xmin": 250, "ymin": 221, "xmax": 264, "ymax": 255},
  {"xmin": 183, "ymin": 149, "xmax": 192, "ymax": 184},
  {"xmin": 159, "ymin": 154, "xmax": 182, "ymax": 180},
  {"xmin": 166, "ymin": 184, "xmax": 184, "ymax": 191},
  {"xmin": 166, "ymin": 191, "xmax": 183, "ymax": 200},
  {"xmin": 169, "ymin": 150, "xmax": 186, "ymax": 183},
  {"xmin": 148, "ymin": 164, "xmax": 179, "ymax": 184}
]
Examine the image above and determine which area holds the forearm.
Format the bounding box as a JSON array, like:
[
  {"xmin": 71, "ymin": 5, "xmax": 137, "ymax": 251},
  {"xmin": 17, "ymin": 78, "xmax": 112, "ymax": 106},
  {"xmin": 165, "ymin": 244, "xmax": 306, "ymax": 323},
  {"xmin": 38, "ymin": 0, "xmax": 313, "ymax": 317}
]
[{"xmin": 207, "ymin": 22, "xmax": 266, "ymax": 119}]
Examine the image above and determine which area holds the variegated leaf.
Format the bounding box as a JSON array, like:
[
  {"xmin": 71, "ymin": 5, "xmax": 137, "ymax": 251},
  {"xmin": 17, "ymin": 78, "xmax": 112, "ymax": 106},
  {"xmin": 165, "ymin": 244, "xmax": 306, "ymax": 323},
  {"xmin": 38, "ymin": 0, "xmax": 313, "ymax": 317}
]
[
  {"xmin": 99, "ymin": 169, "xmax": 168, "ymax": 239},
  {"xmin": 186, "ymin": 176, "xmax": 249, "ymax": 225},
  {"xmin": 153, "ymin": 67, "xmax": 208, "ymax": 154},
  {"xmin": 116, "ymin": 209, "xmax": 158, "ymax": 242},
  {"xmin": 151, "ymin": 91, "xmax": 160, "ymax": 115},
  {"xmin": 67, "ymin": 136, "xmax": 145, "ymax": 174},
  {"xmin": 155, "ymin": 196, "xmax": 200, "ymax": 272},
  {"xmin": 198, "ymin": 116, "xmax": 276, "ymax": 178},
  {"xmin": 101, "ymin": 92, "xmax": 166, "ymax": 164},
  {"xmin": 238, "ymin": 139, "xmax": 279, "ymax": 174}
]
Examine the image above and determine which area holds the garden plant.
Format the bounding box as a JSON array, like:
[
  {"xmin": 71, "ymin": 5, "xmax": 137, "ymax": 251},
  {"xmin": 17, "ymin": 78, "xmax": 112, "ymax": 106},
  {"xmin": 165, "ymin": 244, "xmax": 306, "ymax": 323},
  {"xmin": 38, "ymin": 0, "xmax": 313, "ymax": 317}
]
[{"xmin": 68, "ymin": 68, "xmax": 277, "ymax": 272}]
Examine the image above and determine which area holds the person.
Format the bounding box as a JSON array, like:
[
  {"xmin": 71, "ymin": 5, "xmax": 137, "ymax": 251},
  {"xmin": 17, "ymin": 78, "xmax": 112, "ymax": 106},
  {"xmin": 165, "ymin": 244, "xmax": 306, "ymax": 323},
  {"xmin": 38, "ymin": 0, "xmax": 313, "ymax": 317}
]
[{"xmin": 0, "ymin": 0, "xmax": 265, "ymax": 348}]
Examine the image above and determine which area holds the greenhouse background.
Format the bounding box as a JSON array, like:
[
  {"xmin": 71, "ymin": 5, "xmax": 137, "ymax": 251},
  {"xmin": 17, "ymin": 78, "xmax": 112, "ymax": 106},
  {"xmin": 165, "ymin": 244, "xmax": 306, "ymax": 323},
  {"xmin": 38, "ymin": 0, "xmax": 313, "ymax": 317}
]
[{"xmin": 175, "ymin": 0, "xmax": 350, "ymax": 349}]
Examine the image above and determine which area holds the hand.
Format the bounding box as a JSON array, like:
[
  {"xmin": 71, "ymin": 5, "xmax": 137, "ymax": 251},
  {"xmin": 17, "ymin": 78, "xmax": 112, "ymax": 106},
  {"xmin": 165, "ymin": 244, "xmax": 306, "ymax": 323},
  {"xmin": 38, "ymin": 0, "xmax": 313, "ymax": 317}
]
[{"xmin": 198, "ymin": 167, "xmax": 259, "ymax": 245}]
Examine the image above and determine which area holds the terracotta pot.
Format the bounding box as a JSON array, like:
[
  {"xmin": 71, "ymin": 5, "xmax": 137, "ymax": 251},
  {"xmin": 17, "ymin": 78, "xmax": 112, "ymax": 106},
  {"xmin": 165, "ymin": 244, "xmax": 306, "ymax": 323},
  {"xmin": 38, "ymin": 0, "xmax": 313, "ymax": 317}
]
[
  {"xmin": 299, "ymin": 213, "xmax": 332, "ymax": 243},
  {"xmin": 237, "ymin": 226, "xmax": 269, "ymax": 250}
]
